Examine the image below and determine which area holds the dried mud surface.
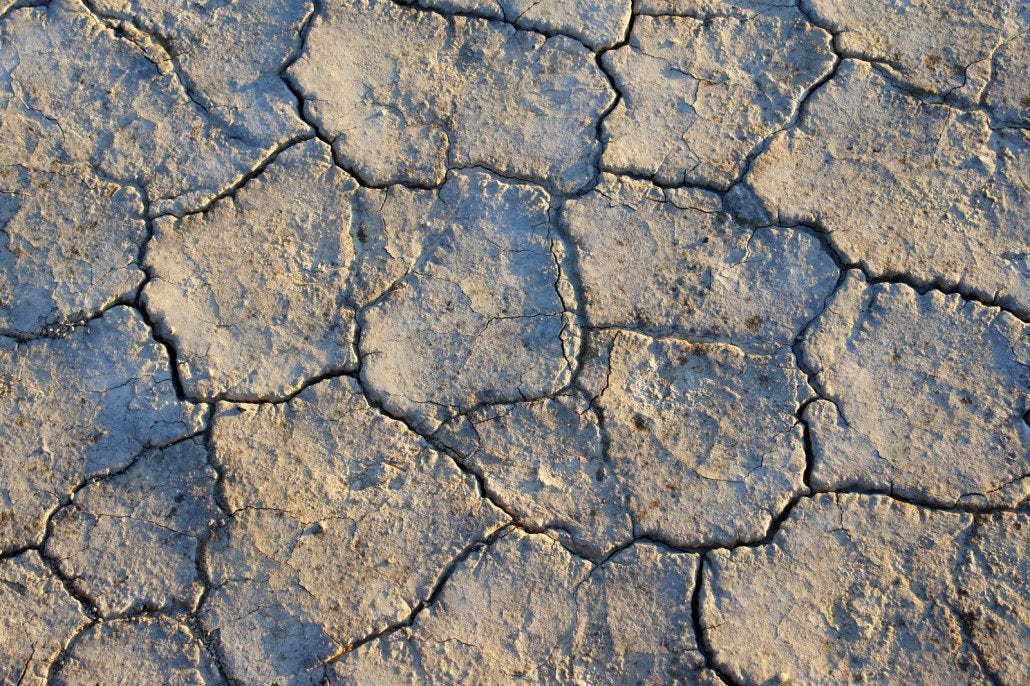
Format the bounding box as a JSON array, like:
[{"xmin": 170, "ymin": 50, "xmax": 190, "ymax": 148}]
[{"xmin": 0, "ymin": 0, "xmax": 1026, "ymax": 684}]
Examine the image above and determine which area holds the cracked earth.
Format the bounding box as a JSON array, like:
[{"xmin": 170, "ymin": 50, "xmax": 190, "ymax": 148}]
[{"xmin": 0, "ymin": 0, "xmax": 1027, "ymax": 684}]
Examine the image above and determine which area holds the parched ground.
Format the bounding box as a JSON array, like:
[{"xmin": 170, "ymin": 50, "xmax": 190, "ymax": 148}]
[{"xmin": 0, "ymin": 0, "xmax": 1027, "ymax": 684}]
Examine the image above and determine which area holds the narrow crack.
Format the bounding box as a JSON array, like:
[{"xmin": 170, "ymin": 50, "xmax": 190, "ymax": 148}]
[
  {"xmin": 327, "ymin": 525, "xmax": 512, "ymax": 660},
  {"xmin": 278, "ymin": 0, "xmax": 448, "ymax": 194},
  {"xmin": 389, "ymin": 0, "xmax": 593, "ymax": 52},
  {"xmin": 2, "ymin": 1, "xmax": 1025, "ymax": 682},
  {"xmin": 947, "ymin": 516, "xmax": 1005, "ymax": 686},
  {"xmin": 785, "ymin": 218, "xmax": 1030, "ymax": 323},
  {"xmin": 692, "ymin": 555, "xmax": 741, "ymax": 686}
]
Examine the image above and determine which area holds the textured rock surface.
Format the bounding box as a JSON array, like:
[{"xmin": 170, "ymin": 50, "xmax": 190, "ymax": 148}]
[
  {"xmin": 738, "ymin": 59, "xmax": 1029, "ymax": 316},
  {"xmin": 50, "ymin": 616, "xmax": 221, "ymax": 686},
  {"xmin": 143, "ymin": 138, "xmax": 359, "ymax": 401},
  {"xmin": 0, "ymin": 307, "xmax": 205, "ymax": 553},
  {"xmin": 289, "ymin": 0, "xmax": 612, "ymax": 192},
  {"xmin": 202, "ymin": 376, "xmax": 505, "ymax": 685},
  {"xmin": 360, "ymin": 170, "xmax": 578, "ymax": 433},
  {"xmin": 0, "ymin": 551, "xmax": 88, "ymax": 686},
  {"xmin": 598, "ymin": 330, "xmax": 813, "ymax": 547},
  {"xmin": 1, "ymin": 0, "xmax": 1027, "ymax": 681},
  {"xmin": 601, "ymin": 8, "xmax": 835, "ymax": 188},
  {"xmin": 802, "ymin": 272, "xmax": 1028, "ymax": 508},
  {"xmin": 44, "ymin": 437, "xmax": 219, "ymax": 617},
  {"xmin": 702, "ymin": 494, "xmax": 992, "ymax": 685},
  {"xmin": 563, "ymin": 174, "xmax": 839, "ymax": 350}
]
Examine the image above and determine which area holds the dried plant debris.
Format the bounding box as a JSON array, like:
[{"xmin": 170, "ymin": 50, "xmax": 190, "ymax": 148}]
[{"xmin": 0, "ymin": 0, "xmax": 1027, "ymax": 682}]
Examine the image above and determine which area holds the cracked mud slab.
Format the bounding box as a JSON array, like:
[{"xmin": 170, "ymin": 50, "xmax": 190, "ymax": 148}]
[
  {"xmin": 289, "ymin": 0, "xmax": 612, "ymax": 193},
  {"xmin": 44, "ymin": 436, "xmax": 220, "ymax": 617},
  {"xmin": 601, "ymin": 4, "xmax": 835, "ymax": 189},
  {"xmin": 143, "ymin": 138, "xmax": 360, "ymax": 401},
  {"xmin": 203, "ymin": 376, "xmax": 505, "ymax": 685},
  {"xmin": 86, "ymin": 0, "xmax": 313, "ymax": 145},
  {"xmin": 0, "ymin": 0, "xmax": 280, "ymax": 217},
  {"xmin": 802, "ymin": 0, "xmax": 1026, "ymax": 100},
  {"xmin": 403, "ymin": 0, "xmax": 632, "ymax": 51},
  {"xmin": 736, "ymin": 58, "xmax": 1029, "ymax": 316},
  {"xmin": 333, "ymin": 531, "xmax": 715, "ymax": 685},
  {"xmin": 436, "ymin": 393, "xmax": 632, "ymax": 558},
  {"xmin": 1, "ymin": 0, "xmax": 1027, "ymax": 683},
  {"xmin": 0, "ymin": 551, "xmax": 88, "ymax": 686},
  {"xmin": 597, "ymin": 330, "xmax": 814, "ymax": 548},
  {"xmin": 702, "ymin": 494, "xmax": 1028, "ymax": 685},
  {"xmin": 0, "ymin": 306, "xmax": 204, "ymax": 553},
  {"xmin": 562, "ymin": 173, "xmax": 839, "ymax": 350},
  {"xmin": 359, "ymin": 169, "xmax": 578, "ymax": 433},
  {"xmin": 50, "ymin": 615, "xmax": 221, "ymax": 686},
  {"xmin": 801, "ymin": 272, "xmax": 1029, "ymax": 508}
]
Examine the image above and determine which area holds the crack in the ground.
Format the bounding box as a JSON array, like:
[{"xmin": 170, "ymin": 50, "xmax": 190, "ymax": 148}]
[
  {"xmin": 2, "ymin": 0, "xmax": 1026, "ymax": 682},
  {"xmin": 327, "ymin": 525, "xmax": 513, "ymax": 660},
  {"xmin": 390, "ymin": 0, "xmax": 594, "ymax": 52}
]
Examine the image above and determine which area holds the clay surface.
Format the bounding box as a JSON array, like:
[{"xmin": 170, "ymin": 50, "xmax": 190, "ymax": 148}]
[
  {"xmin": 143, "ymin": 138, "xmax": 360, "ymax": 401},
  {"xmin": 202, "ymin": 376, "xmax": 505, "ymax": 685},
  {"xmin": 601, "ymin": 7, "xmax": 835, "ymax": 188},
  {"xmin": 737, "ymin": 59, "xmax": 1029, "ymax": 316},
  {"xmin": 289, "ymin": 0, "xmax": 612, "ymax": 193},
  {"xmin": 801, "ymin": 272, "xmax": 1028, "ymax": 508},
  {"xmin": 359, "ymin": 170, "xmax": 578, "ymax": 433},
  {"xmin": 1, "ymin": 0, "xmax": 1026, "ymax": 683},
  {"xmin": 703, "ymin": 494, "xmax": 987, "ymax": 685},
  {"xmin": 0, "ymin": 307, "xmax": 204, "ymax": 553}
]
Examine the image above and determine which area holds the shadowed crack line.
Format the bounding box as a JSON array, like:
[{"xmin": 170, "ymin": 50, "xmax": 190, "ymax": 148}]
[
  {"xmin": 327, "ymin": 525, "xmax": 514, "ymax": 661},
  {"xmin": 693, "ymin": 556, "xmax": 740, "ymax": 686},
  {"xmin": 389, "ymin": 0, "xmax": 594, "ymax": 52},
  {"xmin": 1, "ymin": 1, "xmax": 1024, "ymax": 681}
]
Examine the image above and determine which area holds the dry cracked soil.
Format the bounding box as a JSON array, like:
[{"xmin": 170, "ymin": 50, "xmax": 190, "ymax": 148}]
[{"xmin": 0, "ymin": 0, "xmax": 1027, "ymax": 684}]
